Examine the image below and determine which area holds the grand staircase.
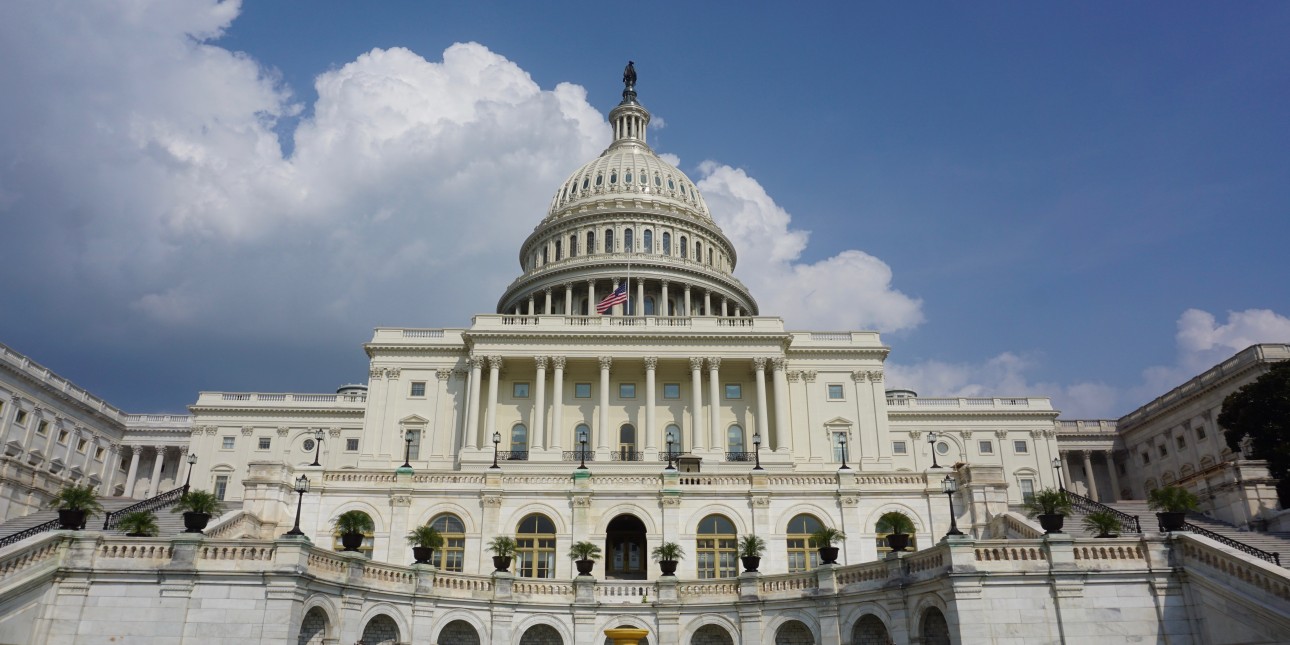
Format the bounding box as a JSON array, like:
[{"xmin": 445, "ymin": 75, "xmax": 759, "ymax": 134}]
[{"xmin": 0, "ymin": 489, "xmax": 191, "ymax": 548}]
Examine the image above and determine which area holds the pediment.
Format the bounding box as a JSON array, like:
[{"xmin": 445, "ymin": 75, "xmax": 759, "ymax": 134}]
[
  {"xmin": 822, "ymin": 417, "xmax": 853, "ymax": 427},
  {"xmin": 399, "ymin": 414, "xmax": 430, "ymax": 426}
]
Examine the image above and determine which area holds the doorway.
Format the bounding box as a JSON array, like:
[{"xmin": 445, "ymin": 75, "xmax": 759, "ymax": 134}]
[{"xmin": 605, "ymin": 514, "xmax": 647, "ymax": 580}]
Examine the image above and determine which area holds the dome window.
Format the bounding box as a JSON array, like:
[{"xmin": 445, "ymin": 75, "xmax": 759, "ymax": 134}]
[
  {"xmin": 662, "ymin": 232, "xmax": 671, "ymax": 256},
  {"xmin": 654, "ymin": 174, "xmax": 661, "ymax": 187},
  {"xmin": 643, "ymin": 229, "xmax": 653, "ymax": 253},
  {"xmin": 595, "ymin": 174, "xmax": 603, "ymax": 187},
  {"xmin": 610, "ymin": 171, "xmax": 618, "ymax": 185},
  {"xmin": 680, "ymin": 184, "xmax": 687, "ymax": 196},
  {"xmin": 587, "ymin": 231, "xmax": 596, "ymax": 254},
  {"xmin": 624, "ymin": 171, "xmax": 632, "ymax": 184},
  {"xmin": 624, "ymin": 228, "xmax": 634, "ymax": 252},
  {"xmin": 667, "ymin": 178, "xmax": 675, "ymax": 191},
  {"xmin": 680, "ymin": 236, "xmax": 688, "ymax": 259},
  {"xmin": 582, "ymin": 177, "xmax": 589, "ymax": 191},
  {"xmin": 605, "ymin": 229, "xmax": 615, "ymax": 252}
]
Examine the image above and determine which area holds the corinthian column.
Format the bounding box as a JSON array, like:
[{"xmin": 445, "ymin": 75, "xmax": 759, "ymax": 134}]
[
  {"xmin": 533, "ymin": 356, "xmax": 547, "ymax": 450},
  {"xmin": 753, "ymin": 358, "xmax": 769, "ymax": 447},
  {"xmin": 708, "ymin": 357, "xmax": 722, "ymax": 450},
  {"xmin": 485, "ymin": 356, "xmax": 502, "ymax": 445},
  {"xmin": 644, "ymin": 357, "xmax": 658, "ymax": 451},
  {"xmin": 551, "ymin": 357, "xmax": 566, "ymax": 451},
  {"xmin": 124, "ymin": 447, "xmax": 142, "ymax": 498},
  {"xmin": 772, "ymin": 358, "xmax": 789, "ymax": 451},
  {"xmin": 597, "ymin": 356, "xmax": 612, "ymax": 451},
  {"xmin": 465, "ymin": 356, "xmax": 484, "ymax": 449},
  {"xmin": 146, "ymin": 446, "xmax": 166, "ymax": 498},
  {"xmin": 690, "ymin": 357, "xmax": 705, "ymax": 451}
]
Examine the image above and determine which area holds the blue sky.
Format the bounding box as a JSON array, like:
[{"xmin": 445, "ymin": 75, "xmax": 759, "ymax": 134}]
[{"xmin": 1, "ymin": 1, "xmax": 1287, "ymax": 417}]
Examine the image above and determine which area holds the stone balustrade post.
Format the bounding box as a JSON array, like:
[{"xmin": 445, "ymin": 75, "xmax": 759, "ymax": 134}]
[
  {"xmin": 493, "ymin": 570, "xmax": 515, "ymax": 600},
  {"xmin": 738, "ymin": 571, "xmax": 761, "ymax": 601}
]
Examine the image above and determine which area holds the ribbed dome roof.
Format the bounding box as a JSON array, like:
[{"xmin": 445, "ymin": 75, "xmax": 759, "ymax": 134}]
[{"xmin": 545, "ymin": 143, "xmax": 710, "ymax": 220}]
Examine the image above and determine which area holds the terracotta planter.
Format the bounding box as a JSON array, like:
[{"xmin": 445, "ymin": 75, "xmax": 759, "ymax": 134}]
[
  {"xmin": 57, "ymin": 509, "xmax": 86, "ymax": 531},
  {"xmin": 183, "ymin": 512, "xmax": 211, "ymax": 534},
  {"xmin": 886, "ymin": 533, "xmax": 911, "ymax": 552},
  {"xmin": 1038, "ymin": 513, "xmax": 1065, "ymax": 534},
  {"xmin": 492, "ymin": 555, "xmax": 513, "ymax": 572},
  {"xmin": 1157, "ymin": 512, "xmax": 1187, "ymax": 532},
  {"xmin": 340, "ymin": 532, "xmax": 364, "ymax": 551},
  {"xmin": 740, "ymin": 556, "xmax": 761, "ymax": 573},
  {"xmin": 412, "ymin": 546, "xmax": 433, "ymax": 564},
  {"xmin": 658, "ymin": 559, "xmax": 678, "ymax": 576},
  {"xmin": 817, "ymin": 546, "xmax": 840, "ymax": 564},
  {"xmin": 575, "ymin": 559, "xmax": 595, "ymax": 575}
]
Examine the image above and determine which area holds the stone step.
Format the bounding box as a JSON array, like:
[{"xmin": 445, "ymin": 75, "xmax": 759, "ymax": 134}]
[
  {"xmin": 0, "ymin": 496, "xmax": 195, "ymax": 540},
  {"xmin": 1066, "ymin": 499, "xmax": 1290, "ymax": 566}
]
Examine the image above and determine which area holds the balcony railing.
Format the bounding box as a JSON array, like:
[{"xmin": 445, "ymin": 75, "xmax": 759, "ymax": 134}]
[
  {"xmin": 610, "ymin": 450, "xmax": 643, "ymax": 462},
  {"xmin": 725, "ymin": 451, "xmax": 756, "ymax": 462},
  {"xmin": 658, "ymin": 451, "xmax": 686, "ymax": 462},
  {"xmin": 497, "ymin": 451, "xmax": 529, "ymax": 461},
  {"xmin": 562, "ymin": 450, "xmax": 596, "ymax": 462}
]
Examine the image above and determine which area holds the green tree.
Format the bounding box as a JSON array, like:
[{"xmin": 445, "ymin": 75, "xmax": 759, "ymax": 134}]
[{"xmin": 1217, "ymin": 360, "xmax": 1290, "ymax": 506}]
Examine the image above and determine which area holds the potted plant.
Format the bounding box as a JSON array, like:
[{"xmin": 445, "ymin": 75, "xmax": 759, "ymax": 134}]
[
  {"xmin": 1024, "ymin": 488, "xmax": 1072, "ymax": 534},
  {"xmin": 48, "ymin": 484, "xmax": 104, "ymax": 530},
  {"xmin": 651, "ymin": 542, "xmax": 684, "ymax": 576},
  {"xmin": 877, "ymin": 511, "xmax": 916, "ymax": 552},
  {"xmin": 1082, "ymin": 509, "xmax": 1123, "ymax": 538},
  {"xmin": 332, "ymin": 510, "xmax": 374, "ymax": 551},
  {"xmin": 810, "ymin": 527, "xmax": 846, "ymax": 564},
  {"xmin": 738, "ymin": 534, "xmax": 766, "ymax": 573},
  {"xmin": 488, "ymin": 536, "xmax": 517, "ymax": 572},
  {"xmin": 569, "ymin": 541, "xmax": 603, "ymax": 576},
  {"xmin": 171, "ymin": 489, "xmax": 224, "ymax": 534},
  {"xmin": 1148, "ymin": 486, "xmax": 1199, "ymax": 532},
  {"xmin": 118, "ymin": 510, "xmax": 159, "ymax": 537},
  {"xmin": 406, "ymin": 524, "xmax": 444, "ymax": 564}
]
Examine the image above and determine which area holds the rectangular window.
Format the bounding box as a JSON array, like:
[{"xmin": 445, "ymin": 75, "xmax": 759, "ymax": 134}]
[
  {"xmin": 14, "ymin": 410, "xmax": 27, "ymax": 425},
  {"xmin": 95, "ymin": 447, "xmax": 105, "ymax": 460},
  {"xmin": 892, "ymin": 441, "xmax": 908, "ymax": 455},
  {"xmin": 1159, "ymin": 443, "xmax": 1168, "ymax": 457},
  {"xmin": 1013, "ymin": 440, "xmax": 1028, "ymax": 454},
  {"xmin": 258, "ymin": 437, "xmax": 271, "ymax": 450},
  {"xmin": 410, "ymin": 381, "xmax": 426, "ymax": 397},
  {"xmin": 574, "ymin": 383, "xmax": 591, "ymax": 399},
  {"xmin": 58, "ymin": 430, "xmax": 69, "ymax": 444},
  {"xmin": 1141, "ymin": 451, "xmax": 1151, "ymax": 465},
  {"xmin": 1195, "ymin": 425, "xmax": 1207, "ymax": 440},
  {"xmin": 663, "ymin": 383, "xmax": 680, "ymax": 399},
  {"xmin": 978, "ymin": 440, "xmax": 994, "ymax": 454},
  {"xmin": 36, "ymin": 420, "xmax": 48, "ymax": 435},
  {"xmin": 827, "ymin": 384, "xmax": 844, "ymax": 400},
  {"xmin": 1176, "ymin": 435, "xmax": 1186, "ymax": 450},
  {"xmin": 408, "ymin": 430, "xmax": 422, "ymax": 460},
  {"xmin": 619, "ymin": 383, "xmax": 636, "ymax": 399},
  {"xmin": 724, "ymin": 384, "xmax": 742, "ymax": 400},
  {"xmin": 77, "ymin": 438, "xmax": 88, "ymax": 452},
  {"xmin": 346, "ymin": 438, "xmax": 360, "ymax": 451},
  {"xmin": 513, "ymin": 382, "xmax": 530, "ymax": 398},
  {"xmin": 214, "ymin": 475, "xmax": 229, "ymax": 501},
  {"xmin": 222, "ymin": 436, "xmax": 235, "ymax": 450},
  {"xmin": 1019, "ymin": 478, "xmax": 1036, "ymax": 503}
]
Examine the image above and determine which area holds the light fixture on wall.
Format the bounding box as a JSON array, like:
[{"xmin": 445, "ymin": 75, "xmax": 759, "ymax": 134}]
[
  {"xmin": 310, "ymin": 428, "xmax": 325, "ymax": 467},
  {"xmin": 402, "ymin": 429, "xmax": 415, "ymax": 469},
  {"xmin": 1052, "ymin": 457, "xmax": 1065, "ymax": 490},
  {"xmin": 284, "ymin": 475, "xmax": 310, "ymax": 538},
  {"xmin": 752, "ymin": 431, "xmax": 763, "ymax": 471},
  {"xmin": 928, "ymin": 431, "xmax": 941, "ymax": 469},
  {"xmin": 577, "ymin": 427, "xmax": 590, "ymax": 470},
  {"xmin": 183, "ymin": 453, "xmax": 197, "ymax": 492},
  {"xmin": 838, "ymin": 434, "xmax": 850, "ymax": 471},
  {"xmin": 491, "ymin": 431, "xmax": 502, "ymax": 470},
  {"xmin": 942, "ymin": 475, "xmax": 964, "ymax": 539}
]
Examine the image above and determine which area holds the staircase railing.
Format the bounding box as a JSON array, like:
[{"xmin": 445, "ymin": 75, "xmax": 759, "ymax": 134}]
[
  {"xmin": 102, "ymin": 485, "xmax": 188, "ymax": 530},
  {"xmin": 0, "ymin": 519, "xmax": 61, "ymax": 550},
  {"xmin": 1062, "ymin": 488, "xmax": 1142, "ymax": 534},
  {"xmin": 1180, "ymin": 521, "xmax": 1281, "ymax": 567}
]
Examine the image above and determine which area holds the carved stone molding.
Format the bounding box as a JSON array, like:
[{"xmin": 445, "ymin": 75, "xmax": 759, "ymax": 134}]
[
  {"xmin": 552, "ymin": 356, "xmax": 566, "ymax": 370},
  {"xmin": 598, "ymin": 356, "xmax": 613, "ymax": 370},
  {"xmin": 867, "ymin": 371, "xmax": 884, "ymax": 382},
  {"xmin": 571, "ymin": 496, "xmax": 592, "ymax": 508},
  {"xmin": 707, "ymin": 357, "xmax": 722, "ymax": 371},
  {"xmin": 277, "ymin": 427, "xmax": 290, "ymax": 437},
  {"xmin": 190, "ymin": 428, "xmax": 204, "ymax": 437},
  {"xmin": 644, "ymin": 356, "xmax": 658, "ymax": 371},
  {"xmin": 481, "ymin": 495, "xmax": 503, "ymax": 508},
  {"xmin": 241, "ymin": 426, "xmax": 254, "ymax": 436},
  {"xmin": 369, "ymin": 367, "xmax": 384, "ymax": 379},
  {"xmin": 1029, "ymin": 429, "xmax": 1043, "ymax": 438},
  {"xmin": 329, "ymin": 427, "xmax": 342, "ymax": 438},
  {"xmin": 851, "ymin": 371, "xmax": 867, "ymax": 382},
  {"xmin": 487, "ymin": 356, "xmax": 503, "ymax": 370},
  {"xmin": 204, "ymin": 426, "xmax": 218, "ymax": 436},
  {"xmin": 839, "ymin": 495, "xmax": 859, "ymax": 507},
  {"xmin": 908, "ymin": 430, "xmax": 922, "ymax": 439},
  {"xmin": 390, "ymin": 495, "xmax": 412, "ymax": 507},
  {"xmin": 436, "ymin": 369, "xmax": 452, "ymax": 381},
  {"xmin": 660, "ymin": 496, "xmax": 682, "ymax": 507},
  {"xmin": 689, "ymin": 357, "xmax": 704, "ymax": 371},
  {"xmin": 803, "ymin": 371, "xmax": 817, "ymax": 383},
  {"xmin": 752, "ymin": 357, "xmax": 767, "ymax": 371},
  {"xmin": 386, "ymin": 367, "xmax": 401, "ymax": 379},
  {"xmin": 958, "ymin": 430, "xmax": 973, "ymax": 439},
  {"xmin": 451, "ymin": 368, "xmax": 468, "ymax": 380},
  {"xmin": 772, "ymin": 357, "xmax": 786, "ymax": 371},
  {"xmin": 750, "ymin": 495, "xmax": 770, "ymax": 508},
  {"xmin": 534, "ymin": 356, "xmax": 548, "ymax": 370},
  {"xmin": 991, "ymin": 429, "xmax": 1007, "ymax": 439},
  {"xmin": 786, "ymin": 371, "xmax": 802, "ymax": 382}
]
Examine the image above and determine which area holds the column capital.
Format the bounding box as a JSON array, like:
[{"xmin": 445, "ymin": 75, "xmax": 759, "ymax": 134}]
[
  {"xmin": 867, "ymin": 370, "xmax": 883, "ymax": 382},
  {"xmin": 771, "ymin": 357, "xmax": 787, "ymax": 371},
  {"xmin": 534, "ymin": 356, "xmax": 549, "ymax": 370},
  {"xmin": 488, "ymin": 355, "xmax": 503, "ymax": 369},
  {"xmin": 552, "ymin": 356, "xmax": 567, "ymax": 370},
  {"xmin": 469, "ymin": 355, "xmax": 486, "ymax": 370},
  {"xmin": 802, "ymin": 371, "xmax": 816, "ymax": 383},
  {"xmin": 544, "ymin": 287, "xmax": 552, "ymax": 295},
  {"xmin": 689, "ymin": 357, "xmax": 704, "ymax": 371},
  {"xmin": 644, "ymin": 357, "xmax": 658, "ymax": 371},
  {"xmin": 707, "ymin": 357, "xmax": 722, "ymax": 370},
  {"xmin": 752, "ymin": 357, "xmax": 767, "ymax": 371},
  {"xmin": 786, "ymin": 370, "xmax": 802, "ymax": 382},
  {"xmin": 586, "ymin": 278, "xmax": 597, "ymax": 287},
  {"xmin": 598, "ymin": 356, "xmax": 613, "ymax": 370},
  {"xmin": 563, "ymin": 281, "xmax": 575, "ymax": 290},
  {"xmin": 661, "ymin": 279, "xmax": 670, "ymax": 287},
  {"xmin": 436, "ymin": 369, "xmax": 452, "ymax": 381},
  {"xmin": 851, "ymin": 370, "xmax": 867, "ymax": 382}
]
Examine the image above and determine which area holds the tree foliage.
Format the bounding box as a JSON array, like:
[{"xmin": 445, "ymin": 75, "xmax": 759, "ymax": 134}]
[{"xmin": 1217, "ymin": 360, "xmax": 1290, "ymax": 506}]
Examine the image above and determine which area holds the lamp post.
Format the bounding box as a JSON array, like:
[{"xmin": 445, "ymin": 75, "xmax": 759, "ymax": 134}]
[
  {"xmin": 284, "ymin": 475, "xmax": 310, "ymax": 537},
  {"xmin": 942, "ymin": 475, "xmax": 964, "ymax": 538},
  {"xmin": 183, "ymin": 453, "xmax": 197, "ymax": 493},
  {"xmin": 491, "ymin": 431, "xmax": 501, "ymax": 470},
  {"xmin": 664, "ymin": 428, "xmax": 676, "ymax": 471},
  {"xmin": 928, "ymin": 431, "xmax": 941, "ymax": 469},
  {"xmin": 1052, "ymin": 457, "xmax": 1065, "ymax": 490},
  {"xmin": 752, "ymin": 431, "xmax": 763, "ymax": 471},
  {"xmin": 838, "ymin": 435, "xmax": 851, "ymax": 470},
  {"xmin": 402, "ymin": 429, "xmax": 415, "ymax": 469},
  {"xmin": 577, "ymin": 427, "xmax": 589, "ymax": 470},
  {"xmin": 310, "ymin": 429, "xmax": 325, "ymax": 467}
]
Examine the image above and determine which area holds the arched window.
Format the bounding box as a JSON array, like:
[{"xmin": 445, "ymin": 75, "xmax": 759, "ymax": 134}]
[
  {"xmin": 708, "ymin": 248, "xmax": 714, "ymax": 265},
  {"xmin": 665, "ymin": 423, "xmax": 683, "ymax": 455},
  {"xmin": 619, "ymin": 424, "xmax": 637, "ymax": 460},
  {"xmin": 555, "ymin": 239, "xmax": 563, "ymax": 261},
  {"xmin": 644, "ymin": 296, "xmax": 656, "ymax": 316},
  {"xmin": 695, "ymin": 241, "xmax": 702, "ymax": 263},
  {"xmin": 332, "ymin": 511, "xmax": 375, "ymax": 557},
  {"xmin": 662, "ymin": 232, "xmax": 671, "ymax": 256},
  {"xmin": 605, "ymin": 229, "xmax": 614, "ymax": 252},
  {"xmin": 726, "ymin": 425, "xmax": 744, "ymax": 454},
  {"xmin": 569, "ymin": 235, "xmax": 578, "ymax": 257},
  {"xmin": 624, "ymin": 228, "xmax": 634, "ymax": 252},
  {"xmin": 361, "ymin": 615, "xmax": 400, "ymax": 645},
  {"xmin": 852, "ymin": 615, "xmax": 891, "ymax": 645},
  {"xmin": 920, "ymin": 607, "xmax": 951, "ymax": 645},
  {"xmin": 697, "ymin": 514, "xmax": 737, "ymax": 578},
  {"xmin": 575, "ymin": 424, "xmax": 592, "ymax": 459},
  {"xmin": 643, "ymin": 229, "xmax": 653, "ymax": 253},
  {"xmin": 786, "ymin": 514, "xmax": 823, "ymax": 572},
  {"xmin": 587, "ymin": 231, "xmax": 596, "ymax": 255},
  {"xmin": 511, "ymin": 424, "xmax": 529, "ymax": 458},
  {"xmin": 680, "ymin": 235, "xmax": 688, "ymax": 258},
  {"xmin": 876, "ymin": 511, "xmax": 917, "ymax": 553},
  {"xmin": 430, "ymin": 513, "xmax": 466, "ymax": 572},
  {"xmin": 541, "ymin": 247, "xmax": 548, "ymax": 266},
  {"xmin": 516, "ymin": 514, "xmax": 557, "ymax": 578}
]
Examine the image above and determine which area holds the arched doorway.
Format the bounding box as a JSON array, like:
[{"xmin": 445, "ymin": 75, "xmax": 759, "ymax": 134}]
[
  {"xmin": 296, "ymin": 607, "xmax": 328, "ymax": 645},
  {"xmin": 920, "ymin": 606, "xmax": 951, "ymax": 645},
  {"xmin": 605, "ymin": 514, "xmax": 647, "ymax": 579},
  {"xmin": 438, "ymin": 619, "xmax": 481, "ymax": 645},
  {"xmin": 851, "ymin": 614, "xmax": 890, "ymax": 645},
  {"xmin": 519, "ymin": 624, "xmax": 563, "ymax": 645},
  {"xmin": 359, "ymin": 614, "xmax": 399, "ymax": 645},
  {"xmin": 773, "ymin": 620, "xmax": 814, "ymax": 645},
  {"xmin": 691, "ymin": 624, "xmax": 734, "ymax": 645}
]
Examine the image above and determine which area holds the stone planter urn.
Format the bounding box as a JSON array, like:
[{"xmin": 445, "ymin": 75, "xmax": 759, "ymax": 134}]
[
  {"xmin": 605, "ymin": 628, "xmax": 650, "ymax": 645},
  {"xmin": 340, "ymin": 532, "xmax": 364, "ymax": 551},
  {"xmin": 740, "ymin": 556, "xmax": 761, "ymax": 573},
  {"xmin": 886, "ymin": 533, "xmax": 911, "ymax": 553},
  {"xmin": 57, "ymin": 509, "xmax": 86, "ymax": 531},
  {"xmin": 1037, "ymin": 513, "xmax": 1065, "ymax": 534},
  {"xmin": 412, "ymin": 547, "xmax": 434, "ymax": 564},
  {"xmin": 658, "ymin": 560, "xmax": 678, "ymax": 576},
  {"xmin": 493, "ymin": 555, "xmax": 513, "ymax": 572},
  {"xmin": 183, "ymin": 511, "xmax": 211, "ymax": 534},
  {"xmin": 575, "ymin": 559, "xmax": 596, "ymax": 576},
  {"xmin": 1157, "ymin": 512, "xmax": 1187, "ymax": 532},
  {"xmin": 817, "ymin": 547, "xmax": 840, "ymax": 564}
]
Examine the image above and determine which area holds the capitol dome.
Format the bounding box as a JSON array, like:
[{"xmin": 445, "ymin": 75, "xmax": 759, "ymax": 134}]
[{"xmin": 497, "ymin": 67, "xmax": 757, "ymax": 318}]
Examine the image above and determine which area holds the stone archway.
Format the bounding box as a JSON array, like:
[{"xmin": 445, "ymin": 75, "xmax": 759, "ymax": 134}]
[
  {"xmin": 439, "ymin": 619, "xmax": 481, "ymax": 645},
  {"xmin": 519, "ymin": 623, "xmax": 563, "ymax": 645},
  {"xmin": 297, "ymin": 607, "xmax": 328, "ymax": 645},
  {"xmin": 773, "ymin": 620, "xmax": 814, "ymax": 645},
  {"xmin": 605, "ymin": 514, "xmax": 647, "ymax": 580},
  {"xmin": 851, "ymin": 614, "xmax": 890, "ymax": 645},
  {"xmin": 691, "ymin": 624, "xmax": 734, "ymax": 645},
  {"xmin": 359, "ymin": 614, "xmax": 399, "ymax": 645},
  {"xmin": 920, "ymin": 607, "xmax": 951, "ymax": 645}
]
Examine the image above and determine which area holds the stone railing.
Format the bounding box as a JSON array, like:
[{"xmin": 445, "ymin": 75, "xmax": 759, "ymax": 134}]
[
  {"xmin": 0, "ymin": 532, "xmax": 62, "ymax": 584},
  {"xmin": 204, "ymin": 510, "xmax": 264, "ymax": 539},
  {"xmin": 595, "ymin": 580, "xmax": 655, "ymax": 603},
  {"xmin": 885, "ymin": 396, "xmax": 1052, "ymax": 410},
  {"xmin": 0, "ymin": 342, "xmax": 126, "ymax": 421},
  {"xmin": 194, "ymin": 391, "xmax": 367, "ymax": 406},
  {"xmin": 473, "ymin": 314, "xmax": 785, "ymax": 333},
  {"xmin": 1175, "ymin": 533, "xmax": 1290, "ymax": 602},
  {"xmin": 1120, "ymin": 343, "xmax": 1290, "ymax": 429},
  {"xmin": 677, "ymin": 579, "xmax": 739, "ymax": 599},
  {"xmin": 984, "ymin": 511, "xmax": 1045, "ymax": 539}
]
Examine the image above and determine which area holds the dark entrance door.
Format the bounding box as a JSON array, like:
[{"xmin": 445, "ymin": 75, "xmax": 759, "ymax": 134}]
[{"xmin": 605, "ymin": 514, "xmax": 647, "ymax": 579}]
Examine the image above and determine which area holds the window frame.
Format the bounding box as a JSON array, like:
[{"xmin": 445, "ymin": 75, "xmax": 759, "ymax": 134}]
[
  {"xmin": 1012, "ymin": 440, "xmax": 1029, "ymax": 454},
  {"xmin": 978, "ymin": 440, "xmax": 994, "ymax": 454},
  {"xmin": 618, "ymin": 383, "xmax": 636, "ymax": 399},
  {"xmin": 696, "ymin": 515, "xmax": 738, "ymax": 579},
  {"xmin": 826, "ymin": 384, "xmax": 845, "ymax": 400},
  {"xmin": 574, "ymin": 383, "xmax": 592, "ymax": 399},
  {"xmin": 724, "ymin": 384, "xmax": 742, "ymax": 400},
  {"xmin": 786, "ymin": 514, "xmax": 823, "ymax": 572},
  {"xmin": 257, "ymin": 437, "xmax": 271, "ymax": 451},
  {"xmin": 410, "ymin": 381, "xmax": 427, "ymax": 398},
  {"xmin": 892, "ymin": 441, "xmax": 908, "ymax": 455},
  {"xmin": 516, "ymin": 514, "xmax": 557, "ymax": 579},
  {"xmin": 662, "ymin": 383, "xmax": 680, "ymax": 399},
  {"xmin": 346, "ymin": 438, "xmax": 360, "ymax": 452},
  {"xmin": 430, "ymin": 514, "xmax": 466, "ymax": 572},
  {"xmin": 221, "ymin": 436, "xmax": 235, "ymax": 450},
  {"xmin": 513, "ymin": 382, "xmax": 530, "ymax": 399}
]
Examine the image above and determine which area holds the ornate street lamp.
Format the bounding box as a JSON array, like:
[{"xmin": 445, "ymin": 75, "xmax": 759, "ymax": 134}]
[
  {"xmin": 284, "ymin": 475, "xmax": 310, "ymax": 537},
  {"xmin": 838, "ymin": 435, "xmax": 851, "ymax": 470},
  {"xmin": 310, "ymin": 428, "xmax": 325, "ymax": 467},
  {"xmin": 491, "ymin": 431, "xmax": 502, "ymax": 469},
  {"xmin": 1052, "ymin": 457, "xmax": 1065, "ymax": 490},
  {"xmin": 183, "ymin": 453, "xmax": 197, "ymax": 492},
  {"xmin": 928, "ymin": 431, "xmax": 941, "ymax": 469},
  {"xmin": 664, "ymin": 428, "xmax": 676, "ymax": 471},
  {"xmin": 402, "ymin": 429, "xmax": 415, "ymax": 469},
  {"xmin": 752, "ymin": 431, "xmax": 763, "ymax": 471},
  {"xmin": 942, "ymin": 475, "xmax": 964, "ymax": 538},
  {"xmin": 577, "ymin": 427, "xmax": 589, "ymax": 470}
]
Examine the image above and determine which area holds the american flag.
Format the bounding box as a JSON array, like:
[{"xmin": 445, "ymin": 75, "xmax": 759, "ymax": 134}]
[{"xmin": 596, "ymin": 281, "xmax": 629, "ymax": 314}]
